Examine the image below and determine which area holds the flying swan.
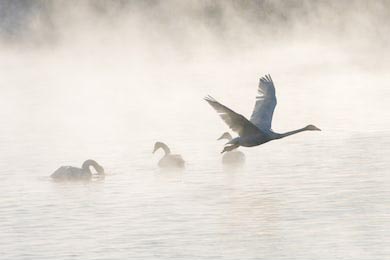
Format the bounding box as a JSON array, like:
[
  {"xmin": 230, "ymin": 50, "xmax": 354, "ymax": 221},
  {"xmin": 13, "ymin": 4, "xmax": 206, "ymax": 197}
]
[
  {"xmin": 51, "ymin": 159, "xmax": 105, "ymax": 180},
  {"xmin": 205, "ymin": 74, "xmax": 320, "ymax": 153},
  {"xmin": 218, "ymin": 132, "xmax": 245, "ymax": 165},
  {"xmin": 153, "ymin": 142, "xmax": 185, "ymax": 168}
]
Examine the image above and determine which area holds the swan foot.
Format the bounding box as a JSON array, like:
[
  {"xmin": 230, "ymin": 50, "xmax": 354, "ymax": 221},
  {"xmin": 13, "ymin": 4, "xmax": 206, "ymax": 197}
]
[{"xmin": 221, "ymin": 144, "xmax": 239, "ymax": 153}]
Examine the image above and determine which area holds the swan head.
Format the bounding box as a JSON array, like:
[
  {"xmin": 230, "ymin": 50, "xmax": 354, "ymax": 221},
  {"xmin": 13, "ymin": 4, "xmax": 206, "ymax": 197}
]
[
  {"xmin": 217, "ymin": 132, "xmax": 232, "ymax": 141},
  {"xmin": 305, "ymin": 124, "xmax": 321, "ymax": 131},
  {"xmin": 153, "ymin": 142, "xmax": 164, "ymax": 153},
  {"xmin": 94, "ymin": 163, "xmax": 105, "ymax": 175},
  {"xmin": 82, "ymin": 159, "xmax": 105, "ymax": 175}
]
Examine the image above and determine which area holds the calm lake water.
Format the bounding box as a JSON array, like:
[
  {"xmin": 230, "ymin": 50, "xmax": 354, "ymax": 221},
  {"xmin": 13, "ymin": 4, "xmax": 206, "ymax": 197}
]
[
  {"xmin": 0, "ymin": 97, "xmax": 389, "ymax": 260},
  {"xmin": 0, "ymin": 24, "xmax": 389, "ymax": 257}
]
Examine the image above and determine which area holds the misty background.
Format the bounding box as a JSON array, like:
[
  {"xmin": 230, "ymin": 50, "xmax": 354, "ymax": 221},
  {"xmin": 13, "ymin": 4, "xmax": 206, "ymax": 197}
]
[
  {"xmin": 0, "ymin": 1, "xmax": 389, "ymax": 259},
  {"xmin": 1, "ymin": 0, "xmax": 389, "ymax": 168}
]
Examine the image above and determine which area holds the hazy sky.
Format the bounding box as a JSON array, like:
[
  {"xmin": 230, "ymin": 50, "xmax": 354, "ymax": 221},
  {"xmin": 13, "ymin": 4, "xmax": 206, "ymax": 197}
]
[{"xmin": 0, "ymin": 0, "xmax": 389, "ymax": 146}]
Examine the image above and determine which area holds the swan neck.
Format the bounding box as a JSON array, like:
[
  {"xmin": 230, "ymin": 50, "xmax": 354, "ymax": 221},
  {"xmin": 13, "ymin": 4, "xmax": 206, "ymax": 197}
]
[
  {"xmin": 82, "ymin": 160, "xmax": 104, "ymax": 175},
  {"xmin": 278, "ymin": 127, "xmax": 308, "ymax": 139},
  {"xmin": 160, "ymin": 143, "xmax": 171, "ymax": 155}
]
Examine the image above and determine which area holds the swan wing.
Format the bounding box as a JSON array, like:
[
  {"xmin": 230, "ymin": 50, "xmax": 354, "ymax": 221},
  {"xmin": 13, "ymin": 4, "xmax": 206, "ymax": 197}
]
[
  {"xmin": 249, "ymin": 74, "xmax": 277, "ymax": 131},
  {"xmin": 159, "ymin": 154, "xmax": 185, "ymax": 168},
  {"xmin": 172, "ymin": 154, "xmax": 183, "ymax": 160},
  {"xmin": 51, "ymin": 166, "xmax": 89, "ymax": 180},
  {"xmin": 171, "ymin": 154, "xmax": 185, "ymax": 164},
  {"xmin": 204, "ymin": 96, "xmax": 261, "ymax": 137}
]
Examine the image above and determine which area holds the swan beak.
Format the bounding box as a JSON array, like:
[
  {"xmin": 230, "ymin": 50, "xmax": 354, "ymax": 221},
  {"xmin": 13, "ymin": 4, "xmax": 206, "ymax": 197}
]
[
  {"xmin": 152, "ymin": 148, "xmax": 157, "ymax": 154},
  {"xmin": 217, "ymin": 136, "xmax": 224, "ymax": 141}
]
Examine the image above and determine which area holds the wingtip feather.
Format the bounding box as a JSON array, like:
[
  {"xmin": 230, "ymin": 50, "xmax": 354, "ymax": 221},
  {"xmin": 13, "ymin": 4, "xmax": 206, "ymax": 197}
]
[
  {"xmin": 260, "ymin": 73, "xmax": 274, "ymax": 84},
  {"xmin": 204, "ymin": 95, "xmax": 216, "ymax": 102}
]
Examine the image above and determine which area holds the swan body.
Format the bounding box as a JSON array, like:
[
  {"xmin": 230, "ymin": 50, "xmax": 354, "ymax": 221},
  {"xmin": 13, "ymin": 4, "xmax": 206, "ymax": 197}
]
[
  {"xmin": 153, "ymin": 142, "xmax": 185, "ymax": 168},
  {"xmin": 205, "ymin": 74, "xmax": 321, "ymax": 153},
  {"xmin": 51, "ymin": 159, "xmax": 104, "ymax": 180},
  {"xmin": 218, "ymin": 132, "xmax": 245, "ymax": 165}
]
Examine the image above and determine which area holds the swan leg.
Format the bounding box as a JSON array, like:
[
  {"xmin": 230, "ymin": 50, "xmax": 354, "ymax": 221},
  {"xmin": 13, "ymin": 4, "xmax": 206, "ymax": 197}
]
[{"xmin": 221, "ymin": 143, "xmax": 239, "ymax": 153}]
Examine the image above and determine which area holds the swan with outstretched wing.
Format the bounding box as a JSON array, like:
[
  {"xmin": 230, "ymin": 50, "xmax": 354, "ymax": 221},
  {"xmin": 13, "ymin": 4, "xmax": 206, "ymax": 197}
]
[{"xmin": 205, "ymin": 74, "xmax": 320, "ymax": 153}]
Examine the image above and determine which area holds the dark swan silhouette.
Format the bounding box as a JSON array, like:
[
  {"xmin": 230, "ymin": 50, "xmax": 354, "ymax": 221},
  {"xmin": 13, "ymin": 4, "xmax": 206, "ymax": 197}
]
[
  {"xmin": 217, "ymin": 132, "xmax": 245, "ymax": 165},
  {"xmin": 205, "ymin": 74, "xmax": 321, "ymax": 153},
  {"xmin": 51, "ymin": 159, "xmax": 105, "ymax": 180},
  {"xmin": 153, "ymin": 142, "xmax": 185, "ymax": 168}
]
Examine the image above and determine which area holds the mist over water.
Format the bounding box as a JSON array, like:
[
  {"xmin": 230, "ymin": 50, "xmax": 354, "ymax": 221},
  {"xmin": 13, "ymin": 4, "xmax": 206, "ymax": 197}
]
[{"xmin": 1, "ymin": 1, "xmax": 389, "ymax": 259}]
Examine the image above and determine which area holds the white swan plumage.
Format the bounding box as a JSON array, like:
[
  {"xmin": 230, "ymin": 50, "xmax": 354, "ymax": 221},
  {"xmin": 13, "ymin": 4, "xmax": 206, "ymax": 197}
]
[
  {"xmin": 153, "ymin": 142, "xmax": 185, "ymax": 168},
  {"xmin": 218, "ymin": 132, "xmax": 245, "ymax": 165},
  {"xmin": 205, "ymin": 74, "xmax": 321, "ymax": 153},
  {"xmin": 51, "ymin": 159, "xmax": 105, "ymax": 180}
]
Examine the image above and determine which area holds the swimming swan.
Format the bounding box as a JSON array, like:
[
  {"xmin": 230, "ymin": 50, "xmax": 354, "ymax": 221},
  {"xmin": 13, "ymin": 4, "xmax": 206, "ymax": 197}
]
[
  {"xmin": 153, "ymin": 142, "xmax": 185, "ymax": 168},
  {"xmin": 205, "ymin": 74, "xmax": 321, "ymax": 153},
  {"xmin": 218, "ymin": 132, "xmax": 245, "ymax": 165},
  {"xmin": 51, "ymin": 159, "xmax": 105, "ymax": 180}
]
